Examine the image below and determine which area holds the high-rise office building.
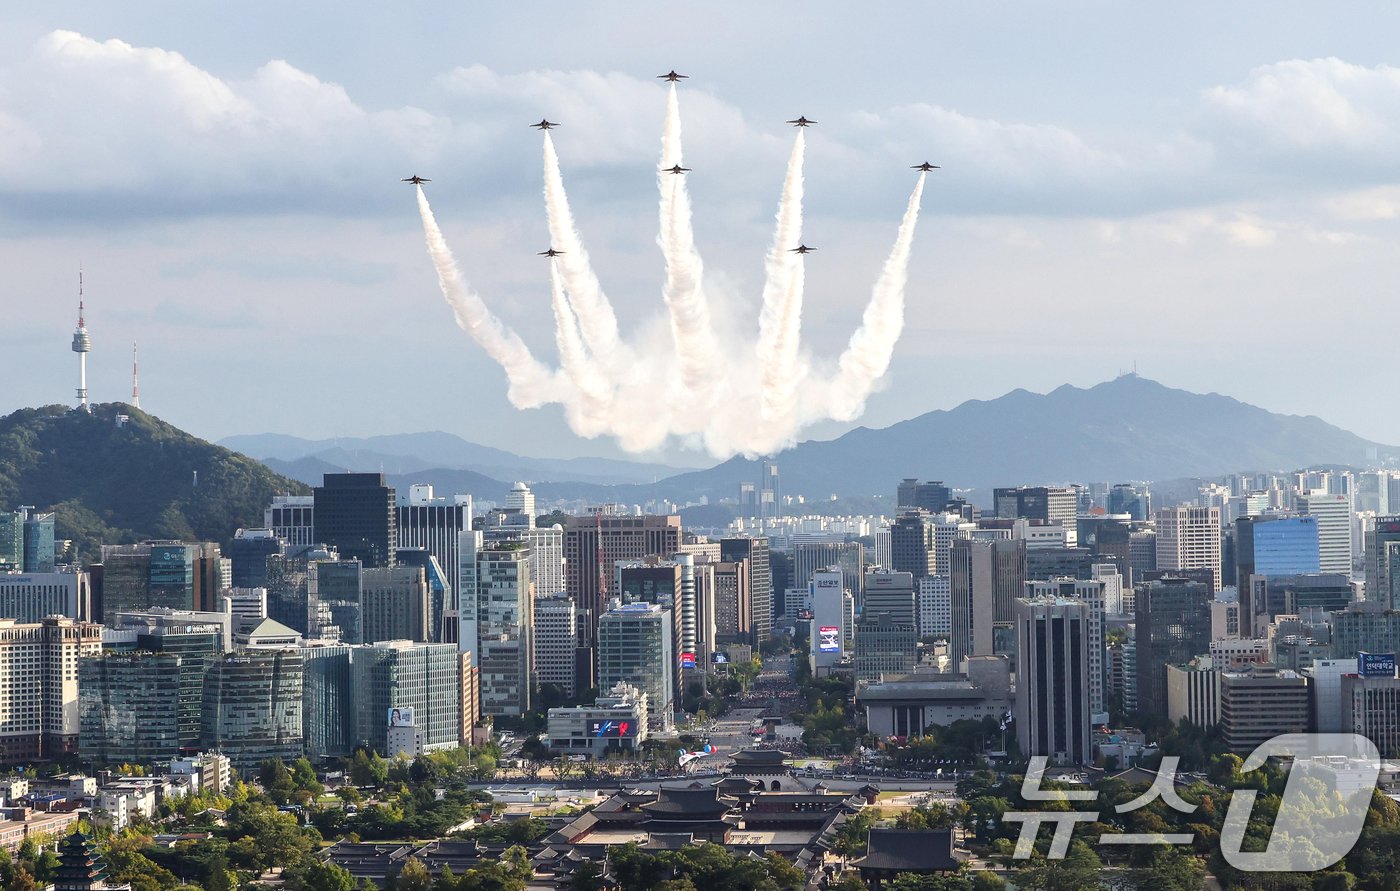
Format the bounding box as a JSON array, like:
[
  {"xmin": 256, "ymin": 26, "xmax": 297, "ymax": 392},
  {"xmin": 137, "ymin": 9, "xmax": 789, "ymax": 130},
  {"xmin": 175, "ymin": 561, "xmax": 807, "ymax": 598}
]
[
  {"xmin": 597, "ymin": 602, "xmax": 674, "ymax": 730},
  {"xmin": 1154, "ymin": 507, "xmax": 1222, "ymax": 592},
  {"xmin": 301, "ymin": 643, "xmax": 355, "ymax": 760},
  {"xmin": 1342, "ymin": 668, "xmax": 1400, "ymax": 757},
  {"xmin": 890, "ymin": 512, "xmax": 938, "ymax": 580},
  {"xmin": 0, "ymin": 511, "xmax": 23, "ymax": 569},
  {"xmin": 1234, "ymin": 515, "xmax": 1321, "ymax": 633},
  {"xmin": 463, "ymin": 536, "xmax": 533, "ymax": 716},
  {"xmin": 1108, "ymin": 484, "xmax": 1151, "ymax": 521},
  {"xmin": 792, "ymin": 540, "xmax": 864, "ymax": 595},
  {"xmin": 1296, "ymin": 492, "xmax": 1353, "ymax": 576},
  {"xmin": 265, "ymin": 495, "xmax": 315, "ymax": 548},
  {"xmin": 308, "ymin": 557, "xmax": 360, "ymax": 641},
  {"xmin": 855, "ymin": 571, "xmax": 917, "ymax": 682},
  {"xmin": 862, "ymin": 571, "xmax": 916, "ymax": 625},
  {"xmin": 1366, "ymin": 517, "xmax": 1400, "ymax": 608},
  {"xmin": 395, "ymin": 549, "xmax": 452, "ymax": 642},
  {"xmin": 721, "ymin": 537, "xmax": 771, "ymax": 647},
  {"xmin": 95, "ymin": 541, "xmax": 222, "ymax": 622},
  {"xmin": 21, "ymin": 512, "xmax": 55, "ymax": 573},
  {"xmin": 106, "ymin": 611, "xmax": 226, "ymax": 751},
  {"xmin": 1026, "ymin": 578, "xmax": 1105, "ymax": 717},
  {"xmin": 949, "ymin": 538, "xmax": 1026, "ymax": 667},
  {"xmin": 616, "ymin": 559, "xmax": 685, "ymax": 709},
  {"xmin": 1219, "ymin": 666, "xmax": 1309, "ymax": 754},
  {"xmin": 1129, "ymin": 528, "xmax": 1157, "ymax": 583},
  {"xmin": 1014, "ymin": 597, "xmax": 1091, "ymax": 766},
  {"xmin": 897, "ymin": 479, "xmax": 951, "ymax": 513},
  {"xmin": 0, "ymin": 571, "xmax": 91, "ymax": 623},
  {"xmin": 228, "ymin": 529, "xmax": 285, "ymax": 590},
  {"xmin": 78, "ymin": 652, "xmax": 183, "ymax": 764},
  {"xmin": 352, "ymin": 640, "xmax": 463, "ymax": 755},
  {"xmin": 809, "ymin": 569, "xmax": 847, "ymax": 676},
  {"xmin": 994, "ymin": 487, "xmax": 1077, "ymax": 526},
  {"xmin": 916, "ymin": 575, "xmax": 952, "ymax": 638},
  {"xmin": 505, "ymin": 482, "xmax": 537, "ymax": 521},
  {"xmin": 0, "ymin": 618, "xmax": 101, "ymax": 765},
  {"xmin": 563, "ymin": 514, "xmax": 681, "ymax": 643},
  {"xmin": 1135, "ymin": 577, "xmax": 1213, "ymax": 719},
  {"xmin": 201, "ymin": 648, "xmax": 304, "ymax": 775},
  {"xmin": 1332, "ymin": 602, "xmax": 1400, "ymax": 658},
  {"xmin": 1106, "ymin": 640, "xmax": 1137, "ymax": 713},
  {"xmin": 397, "ymin": 485, "xmax": 472, "ymax": 620},
  {"xmin": 523, "ymin": 526, "xmax": 565, "ymax": 597},
  {"xmin": 314, "ymin": 473, "xmax": 396, "ymax": 568},
  {"xmin": 360, "ymin": 566, "xmax": 429, "ymax": 643},
  {"xmin": 712, "ymin": 560, "xmax": 750, "ymax": 642},
  {"xmin": 534, "ymin": 594, "xmax": 578, "ymax": 696}
]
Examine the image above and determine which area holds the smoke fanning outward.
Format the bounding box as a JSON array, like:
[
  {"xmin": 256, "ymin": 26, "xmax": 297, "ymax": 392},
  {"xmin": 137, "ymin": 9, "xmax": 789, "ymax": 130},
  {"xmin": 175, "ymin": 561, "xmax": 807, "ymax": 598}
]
[
  {"xmin": 657, "ymin": 84, "xmax": 722, "ymax": 423},
  {"xmin": 414, "ymin": 91, "xmax": 928, "ymax": 459},
  {"xmin": 414, "ymin": 186, "xmax": 555, "ymax": 408},
  {"xmin": 755, "ymin": 131, "xmax": 806, "ymax": 434},
  {"xmin": 828, "ymin": 173, "xmax": 928, "ymax": 422},
  {"xmin": 542, "ymin": 133, "xmax": 623, "ymax": 364},
  {"xmin": 546, "ymin": 259, "xmax": 610, "ymax": 436}
]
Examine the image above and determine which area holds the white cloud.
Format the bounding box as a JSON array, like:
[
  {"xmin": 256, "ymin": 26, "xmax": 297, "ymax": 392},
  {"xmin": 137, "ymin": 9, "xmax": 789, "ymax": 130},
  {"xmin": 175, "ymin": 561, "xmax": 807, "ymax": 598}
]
[{"xmin": 1201, "ymin": 58, "xmax": 1400, "ymax": 159}]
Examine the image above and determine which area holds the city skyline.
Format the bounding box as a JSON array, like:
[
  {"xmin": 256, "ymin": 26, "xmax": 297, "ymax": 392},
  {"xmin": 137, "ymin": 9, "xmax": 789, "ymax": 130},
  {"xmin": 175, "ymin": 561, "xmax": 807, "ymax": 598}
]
[{"xmin": 6, "ymin": 5, "xmax": 1400, "ymax": 462}]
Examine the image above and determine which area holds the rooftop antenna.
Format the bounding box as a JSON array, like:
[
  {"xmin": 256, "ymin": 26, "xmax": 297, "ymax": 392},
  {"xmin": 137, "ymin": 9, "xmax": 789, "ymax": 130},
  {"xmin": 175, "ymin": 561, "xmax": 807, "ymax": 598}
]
[{"xmin": 131, "ymin": 341, "xmax": 141, "ymax": 410}]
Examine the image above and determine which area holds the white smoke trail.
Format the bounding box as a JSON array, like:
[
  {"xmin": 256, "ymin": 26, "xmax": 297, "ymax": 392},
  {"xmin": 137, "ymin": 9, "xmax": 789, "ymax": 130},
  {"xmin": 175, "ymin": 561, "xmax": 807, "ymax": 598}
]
[
  {"xmin": 755, "ymin": 132, "xmax": 806, "ymax": 427},
  {"xmin": 415, "ymin": 185, "xmax": 556, "ymax": 408},
  {"xmin": 542, "ymin": 133, "xmax": 623, "ymax": 361},
  {"xmin": 827, "ymin": 173, "xmax": 928, "ymax": 421},
  {"xmin": 547, "ymin": 259, "xmax": 611, "ymax": 437},
  {"xmin": 657, "ymin": 83, "xmax": 721, "ymax": 419}
]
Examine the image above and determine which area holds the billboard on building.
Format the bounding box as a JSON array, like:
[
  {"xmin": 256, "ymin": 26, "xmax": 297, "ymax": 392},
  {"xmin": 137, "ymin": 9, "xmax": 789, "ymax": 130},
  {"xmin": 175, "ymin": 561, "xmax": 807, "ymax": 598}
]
[
  {"xmin": 387, "ymin": 707, "xmax": 416, "ymax": 727},
  {"xmin": 589, "ymin": 719, "xmax": 634, "ymax": 738},
  {"xmin": 1360, "ymin": 652, "xmax": 1397, "ymax": 677},
  {"xmin": 680, "ymin": 652, "xmax": 696, "ymax": 669},
  {"xmin": 818, "ymin": 626, "xmax": 841, "ymax": 653},
  {"xmin": 711, "ymin": 652, "xmax": 729, "ymax": 664}
]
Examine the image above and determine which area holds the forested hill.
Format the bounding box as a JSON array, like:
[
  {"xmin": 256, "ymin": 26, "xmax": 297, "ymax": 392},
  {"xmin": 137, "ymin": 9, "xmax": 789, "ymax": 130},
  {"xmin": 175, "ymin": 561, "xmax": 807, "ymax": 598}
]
[{"xmin": 0, "ymin": 404, "xmax": 308, "ymax": 560}]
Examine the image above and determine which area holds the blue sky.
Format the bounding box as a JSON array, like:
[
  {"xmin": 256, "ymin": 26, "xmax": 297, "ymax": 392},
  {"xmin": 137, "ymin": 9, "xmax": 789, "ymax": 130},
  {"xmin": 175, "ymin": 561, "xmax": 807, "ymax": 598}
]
[{"xmin": 4, "ymin": 3, "xmax": 1400, "ymax": 465}]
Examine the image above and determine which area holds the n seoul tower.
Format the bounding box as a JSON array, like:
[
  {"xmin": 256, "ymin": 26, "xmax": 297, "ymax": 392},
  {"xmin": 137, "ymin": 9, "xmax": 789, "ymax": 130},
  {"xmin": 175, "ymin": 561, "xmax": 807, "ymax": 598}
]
[{"xmin": 72, "ymin": 272, "xmax": 91, "ymax": 413}]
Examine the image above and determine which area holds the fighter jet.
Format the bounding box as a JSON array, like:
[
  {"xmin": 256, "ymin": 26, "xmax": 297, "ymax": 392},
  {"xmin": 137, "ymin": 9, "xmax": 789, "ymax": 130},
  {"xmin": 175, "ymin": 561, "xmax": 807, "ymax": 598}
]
[
  {"xmin": 538, "ymin": 248, "xmax": 565, "ymax": 257},
  {"xmin": 401, "ymin": 175, "xmax": 431, "ymax": 184},
  {"xmin": 658, "ymin": 70, "xmax": 688, "ymax": 82},
  {"xmin": 531, "ymin": 119, "xmax": 559, "ymax": 130},
  {"xmin": 787, "ymin": 116, "xmax": 817, "ymax": 127},
  {"xmin": 790, "ymin": 244, "xmax": 816, "ymax": 254},
  {"xmin": 911, "ymin": 162, "xmax": 941, "ymax": 172},
  {"xmin": 665, "ymin": 165, "xmax": 691, "ymax": 175}
]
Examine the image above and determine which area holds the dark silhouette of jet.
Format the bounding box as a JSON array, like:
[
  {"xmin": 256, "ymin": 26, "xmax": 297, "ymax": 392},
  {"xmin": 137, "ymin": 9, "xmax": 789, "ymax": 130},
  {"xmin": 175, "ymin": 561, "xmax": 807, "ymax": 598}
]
[
  {"xmin": 790, "ymin": 244, "xmax": 816, "ymax": 254},
  {"xmin": 538, "ymin": 248, "xmax": 565, "ymax": 257},
  {"xmin": 401, "ymin": 175, "xmax": 431, "ymax": 184},
  {"xmin": 658, "ymin": 71, "xmax": 688, "ymax": 82},
  {"xmin": 787, "ymin": 116, "xmax": 817, "ymax": 127},
  {"xmin": 911, "ymin": 162, "xmax": 941, "ymax": 172},
  {"xmin": 531, "ymin": 119, "xmax": 559, "ymax": 130},
  {"xmin": 665, "ymin": 165, "xmax": 691, "ymax": 175}
]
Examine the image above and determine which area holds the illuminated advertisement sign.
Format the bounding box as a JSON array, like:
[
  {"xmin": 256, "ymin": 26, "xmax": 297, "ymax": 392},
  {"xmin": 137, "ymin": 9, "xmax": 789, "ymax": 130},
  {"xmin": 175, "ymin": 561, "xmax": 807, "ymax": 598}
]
[
  {"xmin": 681, "ymin": 652, "xmax": 696, "ymax": 669},
  {"xmin": 712, "ymin": 652, "xmax": 729, "ymax": 664},
  {"xmin": 387, "ymin": 707, "xmax": 415, "ymax": 727},
  {"xmin": 818, "ymin": 626, "xmax": 840, "ymax": 653},
  {"xmin": 589, "ymin": 719, "xmax": 634, "ymax": 738},
  {"xmin": 1360, "ymin": 652, "xmax": 1397, "ymax": 677}
]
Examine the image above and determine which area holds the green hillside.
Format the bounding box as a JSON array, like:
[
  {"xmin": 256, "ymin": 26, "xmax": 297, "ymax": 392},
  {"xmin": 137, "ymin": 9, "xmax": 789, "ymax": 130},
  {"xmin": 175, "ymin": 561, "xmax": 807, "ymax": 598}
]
[{"xmin": 0, "ymin": 403, "xmax": 309, "ymax": 560}]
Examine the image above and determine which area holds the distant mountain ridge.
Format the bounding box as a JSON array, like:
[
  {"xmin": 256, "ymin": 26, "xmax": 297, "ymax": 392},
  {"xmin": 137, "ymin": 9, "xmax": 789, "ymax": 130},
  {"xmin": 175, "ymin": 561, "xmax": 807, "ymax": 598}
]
[
  {"xmin": 647, "ymin": 375, "xmax": 1396, "ymax": 500},
  {"xmin": 218, "ymin": 431, "xmax": 691, "ymax": 486},
  {"xmin": 229, "ymin": 375, "xmax": 1399, "ymax": 503}
]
